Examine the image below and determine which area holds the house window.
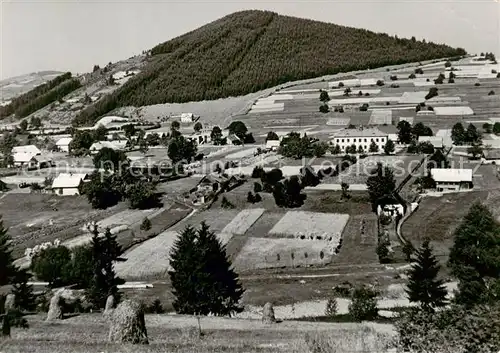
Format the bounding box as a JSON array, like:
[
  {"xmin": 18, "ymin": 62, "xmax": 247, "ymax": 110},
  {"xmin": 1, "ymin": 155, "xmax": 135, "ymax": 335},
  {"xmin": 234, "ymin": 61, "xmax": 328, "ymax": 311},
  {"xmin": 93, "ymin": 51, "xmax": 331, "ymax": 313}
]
[
  {"xmin": 376, "ymin": 138, "xmax": 379, "ymax": 142},
  {"xmin": 364, "ymin": 139, "xmax": 367, "ymax": 142},
  {"xmin": 336, "ymin": 139, "xmax": 340, "ymax": 143},
  {"xmin": 342, "ymin": 139, "xmax": 344, "ymax": 143},
  {"xmin": 353, "ymin": 138, "xmax": 356, "ymax": 142},
  {"xmin": 58, "ymin": 188, "xmax": 63, "ymax": 195},
  {"xmin": 347, "ymin": 139, "xmax": 350, "ymax": 143}
]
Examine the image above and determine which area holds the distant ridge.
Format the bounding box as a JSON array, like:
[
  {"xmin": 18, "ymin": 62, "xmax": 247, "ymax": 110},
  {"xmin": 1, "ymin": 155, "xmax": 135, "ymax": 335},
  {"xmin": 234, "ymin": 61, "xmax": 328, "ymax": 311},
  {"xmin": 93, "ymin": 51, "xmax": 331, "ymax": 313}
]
[{"xmin": 74, "ymin": 10, "xmax": 466, "ymax": 126}]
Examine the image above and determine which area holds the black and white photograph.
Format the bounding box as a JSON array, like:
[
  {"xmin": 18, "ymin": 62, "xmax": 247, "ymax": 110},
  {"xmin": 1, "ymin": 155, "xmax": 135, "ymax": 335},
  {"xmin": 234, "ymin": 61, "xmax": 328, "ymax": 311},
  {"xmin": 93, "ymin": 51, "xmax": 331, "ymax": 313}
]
[{"xmin": 0, "ymin": 0, "xmax": 499, "ymax": 351}]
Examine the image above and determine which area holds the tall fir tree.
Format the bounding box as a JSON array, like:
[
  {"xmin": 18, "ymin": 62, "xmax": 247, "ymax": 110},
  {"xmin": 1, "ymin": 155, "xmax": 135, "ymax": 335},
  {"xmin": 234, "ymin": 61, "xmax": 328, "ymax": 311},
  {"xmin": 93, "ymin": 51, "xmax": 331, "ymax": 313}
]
[
  {"xmin": 86, "ymin": 227, "xmax": 124, "ymax": 309},
  {"xmin": 11, "ymin": 269, "xmax": 36, "ymax": 313},
  {"xmin": 366, "ymin": 163, "xmax": 396, "ymax": 212},
  {"xmin": 169, "ymin": 222, "xmax": 244, "ymax": 316},
  {"xmin": 0, "ymin": 219, "xmax": 17, "ymax": 286},
  {"xmin": 406, "ymin": 239, "xmax": 447, "ymax": 312},
  {"xmin": 448, "ymin": 203, "xmax": 500, "ymax": 307}
]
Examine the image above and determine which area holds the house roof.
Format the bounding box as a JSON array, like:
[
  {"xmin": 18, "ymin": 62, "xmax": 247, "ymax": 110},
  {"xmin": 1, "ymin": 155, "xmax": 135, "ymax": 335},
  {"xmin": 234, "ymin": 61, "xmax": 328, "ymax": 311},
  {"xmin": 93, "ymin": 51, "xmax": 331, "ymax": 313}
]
[
  {"xmin": 418, "ymin": 136, "xmax": 444, "ymax": 148},
  {"xmin": 12, "ymin": 145, "xmax": 41, "ymax": 155},
  {"xmin": 333, "ymin": 127, "xmax": 387, "ymax": 138},
  {"xmin": 90, "ymin": 141, "xmax": 127, "ymax": 151},
  {"xmin": 56, "ymin": 137, "xmax": 73, "ymax": 146},
  {"xmin": 483, "ymin": 150, "xmax": 500, "ymax": 159},
  {"xmin": 430, "ymin": 168, "xmax": 473, "ymax": 183},
  {"xmin": 266, "ymin": 140, "xmax": 280, "ymax": 148},
  {"xmin": 51, "ymin": 173, "xmax": 87, "ymax": 188},
  {"xmin": 13, "ymin": 152, "xmax": 37, "ymax": 163}
]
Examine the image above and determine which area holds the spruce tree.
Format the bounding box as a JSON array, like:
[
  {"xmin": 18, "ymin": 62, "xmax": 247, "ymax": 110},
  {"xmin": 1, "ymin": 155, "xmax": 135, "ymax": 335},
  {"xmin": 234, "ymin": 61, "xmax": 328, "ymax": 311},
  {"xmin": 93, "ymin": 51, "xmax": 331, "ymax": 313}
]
[
  {"xmin": 169, "ymin": 222, "xmax": 244, "ymax": 316},
  {"xmin": 11, "ymin": 269, "xmax": 36, "ymax": 313},
  {"xmin": 0, "ymin": 219, "xmax": 16, "ymax": 286},
  {"xmin": 86, "ymin": 227, "xmax": 124, "ymax": 309},
  {"xmin": 406, "ymin": 239, "xmax": 447, "ymax": 312},
  {"xmin": 448, "ymin": 203, "xmax": 500, "ymax": 307}
]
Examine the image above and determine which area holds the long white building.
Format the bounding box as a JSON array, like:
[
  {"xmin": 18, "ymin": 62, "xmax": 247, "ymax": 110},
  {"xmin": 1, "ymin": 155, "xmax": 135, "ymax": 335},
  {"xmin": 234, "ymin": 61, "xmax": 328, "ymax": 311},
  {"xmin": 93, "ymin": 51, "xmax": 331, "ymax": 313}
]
[{"xmin": 331, "ymin": 127, "xmax": 388, "ymax": 152}]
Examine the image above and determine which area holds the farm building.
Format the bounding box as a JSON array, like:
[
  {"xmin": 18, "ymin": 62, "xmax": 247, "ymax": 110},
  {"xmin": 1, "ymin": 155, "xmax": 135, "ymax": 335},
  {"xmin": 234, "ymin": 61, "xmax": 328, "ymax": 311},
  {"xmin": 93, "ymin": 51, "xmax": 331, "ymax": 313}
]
[
  {"xmin": 265, "ymin": 139, "xmax": 280, "ymax": 151},
  {"xmin": 55, "ymin": 137, "xmax": 72, "ymax": 153},
  {"xmin": 12, "ymin": 145, "xmax": 41, "ymax": 155},
  {"xmin": 51, "ymin": 173, "xmax": 89, "ymax": 196},
  {"xmin": 430, "ymin": 168, "xmax": 473, "ymax": 192},
  {"xmin": 226, "ymin": 134, "xmax": 242, "ymax": 145},
  {"xmin": 180, "ymin": 113, "xmax": 195, "ymax": 123},
  {"xmin": 418, "ymin": 136, "xmax": 444, "ymax": 149},
  {"xmin": 89, "ymin": 141, "xmax": 127, "ymax": 154},
  {"xmin": 198, "ymin": 174, "xmax": 240, "ymax": 193},
  {"xmin": 331, "ymin": 127, "xmax": 388, "ymax": 152},
  {"xmin": 13, "ymin": 152, "xmax": 53, "ymax": 169},
  {"xmin": 184, "ymin": 131, "xmax": 212, "ymax": 145},
  {"xmin": 482, "ymin": 150, "xmax": 500, "ymax": 164}
]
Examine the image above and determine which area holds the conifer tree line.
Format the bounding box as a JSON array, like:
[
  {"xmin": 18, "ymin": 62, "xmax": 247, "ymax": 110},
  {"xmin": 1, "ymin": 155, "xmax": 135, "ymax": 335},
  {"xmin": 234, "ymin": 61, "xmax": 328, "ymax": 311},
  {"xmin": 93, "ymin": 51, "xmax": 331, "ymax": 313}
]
[
  {"xmin": 73, "ymin": 10, "xmax": 466, "ymax": 126},
  {"xmin": 0, "ymin": 73, "xmax": 81, "ymax": 119}
]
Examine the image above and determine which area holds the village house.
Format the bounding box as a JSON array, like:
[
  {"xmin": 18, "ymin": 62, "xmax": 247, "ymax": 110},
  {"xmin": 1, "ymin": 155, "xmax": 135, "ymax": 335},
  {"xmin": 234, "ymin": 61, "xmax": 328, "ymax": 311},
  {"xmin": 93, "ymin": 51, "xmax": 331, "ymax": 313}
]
[
  {"xmin": 265, "ymin": 139, "xmax": 280, "ymax": 151},
  {"xmin": 332, "ymin": 127, "xmax": 388, "ymax": 152},
  {"xmin": 482, "ymin": 149, "xmax": 500, "ymax": 164},
  {"xmin": 418, "ymin": 136, "xmax": 444, "ymax": 149},
  {"xmin": 180, "ymin": 113, "xmax": 195, "ymax": 123},
  {"xmin": 51, "ymin": 173, "xmax": 89, "ymax": 196},
  {"xmin": 12, "ymin": 145, "xmax": 41, "ymax": 155},
  {"xmin": 430, "ymin": 168, "xmax": 473, "ymax": 192},
  {"xmin": 55, "ymin": 137, "xmax": 73, "ymax": 153},
  {"xmin": 13, "ymin": 152, "xmax": 53, "ymax": 169},
  {"xmin": 89, "ymin": 140, "xmax": 127, "ymax": 155}
]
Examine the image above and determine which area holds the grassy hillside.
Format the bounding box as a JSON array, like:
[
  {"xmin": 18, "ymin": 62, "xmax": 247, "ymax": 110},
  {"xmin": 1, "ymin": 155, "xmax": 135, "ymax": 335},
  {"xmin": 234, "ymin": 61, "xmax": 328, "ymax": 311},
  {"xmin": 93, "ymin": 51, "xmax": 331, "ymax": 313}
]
[
  {"xmin": 0, "ymin": 72, "xmax": 81, "ymax": 120},
  {"xmin": 73, "ymin": 10, "xmax": 466, "ymax": 126}
]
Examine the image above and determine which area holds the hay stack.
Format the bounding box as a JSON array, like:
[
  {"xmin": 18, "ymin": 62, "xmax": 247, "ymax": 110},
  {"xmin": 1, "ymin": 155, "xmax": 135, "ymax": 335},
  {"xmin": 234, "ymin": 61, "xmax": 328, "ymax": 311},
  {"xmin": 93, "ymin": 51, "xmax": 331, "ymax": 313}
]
[
  {"xmin": 262, "ymin": 302, "xmax": 276, "ymax": 324},
  {"xmin": 108, "ymin": 300, "xmax": 148, "ymax": 344},
  {"xmin": 46, "ymin": 294, "xmax": 63, "ymax": 321},
  {"xmin": 4, "ymin": 294, "xmax": 15, "ymax": 312},
  {"xmin": 104, "ymin": 295, "xmax": 115, "ymax": 317}
]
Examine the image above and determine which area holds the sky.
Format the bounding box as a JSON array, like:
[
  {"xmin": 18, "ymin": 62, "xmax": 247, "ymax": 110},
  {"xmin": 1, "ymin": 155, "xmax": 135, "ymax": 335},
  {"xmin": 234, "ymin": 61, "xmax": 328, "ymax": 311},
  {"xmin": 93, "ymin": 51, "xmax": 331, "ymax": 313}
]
[{"xmin": 0, "ymin": 0, "xmax": 499, "ymax": 80}]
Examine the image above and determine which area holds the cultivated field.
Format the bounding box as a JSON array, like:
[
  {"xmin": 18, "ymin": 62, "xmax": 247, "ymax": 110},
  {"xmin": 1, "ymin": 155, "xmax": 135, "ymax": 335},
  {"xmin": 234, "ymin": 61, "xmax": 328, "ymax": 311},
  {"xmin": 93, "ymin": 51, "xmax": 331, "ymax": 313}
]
[
  {"xmin": 115, "ymin": 230, "xmax": 179, "ymax": 279},
  {"xmin": 401, "ymin": 191, "xmax": 488, "ymax": 258},
  {"xmin": 268, "ymin": 211, "xmax": 349, "ymax": 241}
]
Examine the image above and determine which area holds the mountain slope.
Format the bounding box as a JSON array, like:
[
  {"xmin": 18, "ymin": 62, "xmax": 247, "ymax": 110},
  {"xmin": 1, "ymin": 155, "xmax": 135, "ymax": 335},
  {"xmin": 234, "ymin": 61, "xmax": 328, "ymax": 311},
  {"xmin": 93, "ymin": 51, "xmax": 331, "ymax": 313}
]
[{"xmin": 73, "ymin": 10, "xmax": 466, "ymax": 126}]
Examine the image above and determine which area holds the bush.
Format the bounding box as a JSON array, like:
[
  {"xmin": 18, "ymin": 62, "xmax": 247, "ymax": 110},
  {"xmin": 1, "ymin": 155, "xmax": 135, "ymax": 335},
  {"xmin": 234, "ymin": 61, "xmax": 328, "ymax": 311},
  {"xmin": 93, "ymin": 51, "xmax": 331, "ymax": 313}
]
[
  {"xmin": 475, "ymin": 82, "xmax": 481, "ymax": 86},
  {"xmin": 376, "ymin": 80, "xmax": 384, "ymax": 86},
  {"xmin": 31, "ymin": 246, "xmax": 72, "ymax": 287},
  {"xmin": 325, "ymin": 297, "xmax": 338, "ymax": 317},
  {"xmin": 488, "ymin": 90, "xmax": 495, "ymax": 96},
  {"xmin": 247, "ymin": 192, "xmax": 255, "ymax": 203},
  {"xmin": 415, "ymin": 68, "xmax": 424, "ymax": 74},
  {"xmin": 319, "ymin": 104, "xmax": 329, "ymax": 113},
  {"xmin": 359, "ymin": 103, "xmax": 369, "ymax": 112},
  {"xmin": 348, "ymin": 286, "xmax": 378, "ymax": 321},
  {"xmin": 145, "ymin": 299, "xmax": 165, "ymax": 314},
  {"xmin": 221, "ymin": 196, "xmax": 235, "ymax": 209},
  {"xmin": 140, "ymin": 217, "xmax": 152, "ymax": 231},
  {"xmin": 390, "ymin": 75, "xmax": 398, "ymax": 81},
  {"xmin": 251, "ymin": 166, "xmax": 265, "ymax": 179},
  {"xmin": 253, "ymin": 182, "xmax": 262, "ymax": 193},
  {"xmin": 408, "ymin": 73, "xmax": 416, "ymax": 79}
]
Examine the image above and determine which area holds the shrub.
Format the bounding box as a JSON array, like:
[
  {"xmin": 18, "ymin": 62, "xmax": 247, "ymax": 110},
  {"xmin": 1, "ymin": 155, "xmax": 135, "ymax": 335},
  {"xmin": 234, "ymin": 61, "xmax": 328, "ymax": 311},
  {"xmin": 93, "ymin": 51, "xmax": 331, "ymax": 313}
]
[
  {"xmin": 348, "ymin": 286, "xmax": 378, "ymax": 321},
  {"xmin": 325, "ymin": 297, "xmax": 338, "ymax": 317},
  {"xmin": 253, "ymin": 182, "xmax": 262, "ymax": 193},
  {"xmin": 415, "ymin": 68, "xmax": 424, "ymax": 74},
  {"xmin": 31, "ymin": 246, "xmax": 72, "ymax": 287},
  {"xmin": 140, "ymin": 217, "xmax": 152, "ymax": 231},
  {"xmin": 444, "ymin": 60, "xmax": 452, "ymax": 67},
  {"xmin": 475, "ymin": 82, "xmax": 481, "ymax": 86},
  {"xmin": 376, "ymin": 80, "xmax": 384, "ymax": 86},
  {"xmin": 247, "ymin": 192, "xmax": 255, "ymax": 203},
  {"xmin": 488, "ymin": 90, "xmax": 495, "ymax": 96},
  {"xmin": 251, "ymin": 166, "xmax": 265, "ymax": 179},
  {"xmin": 254, "ymin": 193, "xmax": 262, "ymax": 203},
  {"xmin": 408, "ymin": 73, "xmax": 416, "ymax": 79},
  {"xmin": 319, "ymin": 104, "xmax": 329, "ymax": 113},
  {"xmin": 390, "ymin": 75, "xmax": 398, "ymax": 81},
  {"xmin": 221, "ymin": 196, "xmax": 234, "ymax": 209},
  {"xmin": 359, "ymin": 103, "xmax": 369, "ymax": 112}
]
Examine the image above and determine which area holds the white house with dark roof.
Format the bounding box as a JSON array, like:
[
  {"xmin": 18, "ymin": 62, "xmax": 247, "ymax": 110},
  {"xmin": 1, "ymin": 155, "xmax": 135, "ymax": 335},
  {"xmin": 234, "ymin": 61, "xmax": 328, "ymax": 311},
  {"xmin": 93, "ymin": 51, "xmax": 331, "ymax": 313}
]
[
  {"xmin": 331, "ymin": 127, "xmax": 388, "ymax": 153},
  {"xmin": 51, "ymin": 173, "xmax": 88, "ymax": 196},
  {"xmin": 13, "ymin": 152, "xmax": 53, "ymax": 169},
  {"xmin": 89, "ymin": 141, "xmax": 127, "ymax": 155},
  {"xmin": 430, "ymin": 168, "xmax": 473, "ymax": 192}
]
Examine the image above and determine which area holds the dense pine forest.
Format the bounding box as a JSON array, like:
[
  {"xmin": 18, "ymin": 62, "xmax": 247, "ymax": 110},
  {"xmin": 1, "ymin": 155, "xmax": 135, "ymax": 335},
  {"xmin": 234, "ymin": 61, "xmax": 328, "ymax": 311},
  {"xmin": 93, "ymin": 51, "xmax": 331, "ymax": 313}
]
[
  {"xmin": 0, "ymin": 72, "xmax": 81, "ymax": 120},
  {"xmin": 72, "ymin": 10, "xmax": 466, "ymax": 126}
]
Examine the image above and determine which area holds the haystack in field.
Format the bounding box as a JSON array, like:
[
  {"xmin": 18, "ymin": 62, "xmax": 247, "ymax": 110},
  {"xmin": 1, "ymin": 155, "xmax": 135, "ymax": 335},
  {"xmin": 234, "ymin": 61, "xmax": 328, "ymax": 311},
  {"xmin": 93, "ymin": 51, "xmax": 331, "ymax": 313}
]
[
  {"xmin": 262, "ymin": 302, "xmax": 276, "ymax": 324},
  {"xmin": 108, "ymin": 300, "xmax": 148, "ymax": 344},
  {"xmin": 46, "ymin": 295, "xmax": 63, "ymax": 321},
  {"xmin": 4, "ymin": 294, "xmax": 15, "ymax": 312},
  {"xmin": 104, "ymin": 295, "xmax": 115, "ymax": 316}
]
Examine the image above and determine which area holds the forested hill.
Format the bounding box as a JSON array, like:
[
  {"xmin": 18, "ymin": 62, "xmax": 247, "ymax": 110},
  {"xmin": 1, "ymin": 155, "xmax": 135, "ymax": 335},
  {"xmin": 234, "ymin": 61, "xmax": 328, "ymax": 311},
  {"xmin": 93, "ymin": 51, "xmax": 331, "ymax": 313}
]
[{"xmin": 73, "ymin": 10, "xmax": 466, "ymax": 126}]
